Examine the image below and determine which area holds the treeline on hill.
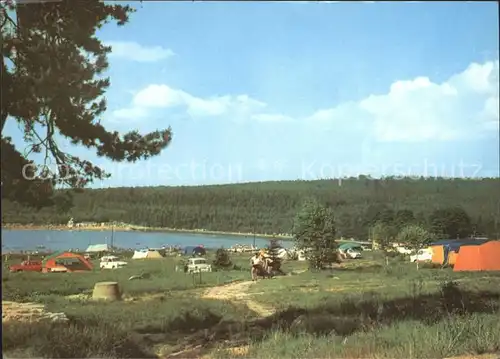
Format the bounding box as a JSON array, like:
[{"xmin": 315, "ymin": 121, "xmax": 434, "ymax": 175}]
[{"xmin": 2, "ymin": 177, "xmax": 500, "ymax": 239}]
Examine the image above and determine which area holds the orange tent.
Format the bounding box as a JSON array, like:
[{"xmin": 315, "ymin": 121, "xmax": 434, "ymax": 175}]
[
  {"xmin": 431, "ymin": 239, "xmax": 491, "ymax": 266},
  {"xmin": 43, "ymin": 252, "xmax": 93, "ymax": 273},
  {"xmin": 447, "ymin": 251, "xmax": 458, "ymax": 266},
  {"xmin": 454, "ymin": 241, "xmax": 500, "ymax": 272},
  {"xmin": 431, "ymin": 245, "xmax": 445, "ymax": 265}
]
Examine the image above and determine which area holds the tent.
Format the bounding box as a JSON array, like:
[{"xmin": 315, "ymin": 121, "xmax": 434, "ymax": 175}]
[
  {"xmin": 184, "ymin": 246, "xmax": 206, "ymax": 256},
  {"xmin": 193, "ymin": 246, "xmax": 206, "ymax": 256},
  {"xmin": 447, "ymin": 251, "xmax": 458, "ymax": 266},
  {"xmin": 85, "ymin": 244, "xmax": 110, "ymax": 253},
  {"xmin": 132, "ymin": 249, "xmax": 163, "ymax": 259},
  {"xmin": 454, "ymin": 240, "xmax": 500, "ymax": 272},
  {"xmin": 430, "ymin": 245, "xmax": 444, "ymax": 264},
  {"xmin": 43, "ymin": 251, "xmax": 93, "ymax": 272},
  {"xmin": 338, "ymin": 242, "xmax": 363, "ymax": 251},
  {"xmin": 430, "ymin": 239, "xmax": 490, "ymax": 266},
  {"xmin": 430, "ymin": 239, "xmax": 460, "ymax": 264}
]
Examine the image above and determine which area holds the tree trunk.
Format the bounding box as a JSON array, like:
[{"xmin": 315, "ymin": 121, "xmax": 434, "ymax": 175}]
[
  {"xmin": 1, "ymin": 112, "xmax": 6, "ymax": 134},
  {"xmin": 385, "ymin": 255, "xmax": 389, "ymax": 266}
]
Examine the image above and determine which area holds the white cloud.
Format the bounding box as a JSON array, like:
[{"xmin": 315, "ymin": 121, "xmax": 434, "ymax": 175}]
[
  {"xmin": 132, "ymin": 85, "xmax": 188, "ymax": 108},
  {"xmin": 307, "ymin": 60, "xmax": 499, "ymax": 142},
  {"xmin": 357, "ymin": 60, "xmax": 499, "ymax": 142},
  {"xmin": 128, "ymin": 84, "xmax": 266, "ymax": 119},
  {"xmin": 106, "ymin": 41, "xmax": 175, "ymax": 62},
  {"xmin": 110, "ymin": 60, "xmax": 499, "ymax": 143}
]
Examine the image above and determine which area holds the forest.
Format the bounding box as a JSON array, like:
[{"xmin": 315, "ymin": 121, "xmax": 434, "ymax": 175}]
[{"xmin": 2, "ymin": 176, "xmax": 499, "ymax": 240}]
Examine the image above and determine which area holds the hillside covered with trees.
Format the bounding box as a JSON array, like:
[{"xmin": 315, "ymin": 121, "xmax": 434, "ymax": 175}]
[{"xmin": 2, "ymin": 176, "xmax": 499, "ymax": 240}]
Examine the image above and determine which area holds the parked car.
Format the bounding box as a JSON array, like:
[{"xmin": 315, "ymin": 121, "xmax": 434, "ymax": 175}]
[
  {"xmin": 410, "ymin": 249, "xmax": 433, "ymax": 263},
  {"xmin": 346, "ymin": 248, "xmax": 362, "ymax": 259},
  {"xmin": 9, "ymin": 260, "xmax": 43, "ymax": 273},
  {"xmin": 100, "ymin": 255, "xmax": 128, "ymax": 269},
  {"xmin": 394, "ymin": 246, "xmax": 412, "ymax": 255},
  {"xmin": 186, "ymin": 257, "xmax": 212, "ymax": 273}
]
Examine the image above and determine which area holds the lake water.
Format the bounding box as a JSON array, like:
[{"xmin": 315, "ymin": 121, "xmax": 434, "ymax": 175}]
[{"xmin": 1, "ymin": 230, "xmax": 292, "ymax": 252}]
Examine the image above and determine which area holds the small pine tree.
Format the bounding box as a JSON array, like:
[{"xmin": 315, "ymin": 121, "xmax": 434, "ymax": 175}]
[
  {"xmin": 267, "ymin": 237, "xmax": 284, "ymax": 275},
  {"xmin": 213, "ymin": 247, "xmax": 232, "ymax": 269},
  {"xmin": 292, "ymin": 199, "xmax": 337, "ymax": 270}
]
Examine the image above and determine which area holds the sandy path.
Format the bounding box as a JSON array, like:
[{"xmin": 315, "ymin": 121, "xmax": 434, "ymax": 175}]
[
  {"xmin": 202, "ymin": 280, "xmax": 275, "ymax": 317},
  {"xmin": 2, "ymin": 301, "xmax": 68, "ymax": 323}
]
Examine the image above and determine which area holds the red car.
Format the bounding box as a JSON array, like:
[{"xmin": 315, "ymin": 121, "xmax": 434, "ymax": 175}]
[{"xmin": 9, "ymin": 260, "xmax": 43, "ymax": 273}]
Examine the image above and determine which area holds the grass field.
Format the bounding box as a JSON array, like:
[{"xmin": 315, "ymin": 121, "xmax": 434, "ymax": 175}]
[{"xmin": 2, "ymin": 251, "xmax": 500, "ymax": 358}]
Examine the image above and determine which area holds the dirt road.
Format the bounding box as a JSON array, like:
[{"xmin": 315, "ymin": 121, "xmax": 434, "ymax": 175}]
[{"xmin": 202, "ymin": 280, "xmax": 275, "ymax": 317}]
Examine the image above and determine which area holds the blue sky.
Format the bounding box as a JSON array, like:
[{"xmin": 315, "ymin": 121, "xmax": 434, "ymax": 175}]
[{"xmin": 5, "ymin": 1, "xmax": 499, "ymax": 187}]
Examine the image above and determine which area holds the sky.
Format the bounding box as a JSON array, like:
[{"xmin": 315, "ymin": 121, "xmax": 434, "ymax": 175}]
[{"xmin": 5, "ymin": 1, "xmax": 500, "ymax": 187}]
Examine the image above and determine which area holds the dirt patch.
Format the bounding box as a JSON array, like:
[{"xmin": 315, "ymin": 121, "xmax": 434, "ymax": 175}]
[
  {"xmin": 226, "ymin": 345, "xmax": 250, "ymax": 356},
  {"xmin": 202, "ymin": 280, "xmax": 275, "ymax": 317},
  {"xmin": 2, "ymin": 301, "xmax": 68, "ymax": 323},
  {"xmin": 202, "ymin": 281, "xmax": 254, "ymax": 300}
]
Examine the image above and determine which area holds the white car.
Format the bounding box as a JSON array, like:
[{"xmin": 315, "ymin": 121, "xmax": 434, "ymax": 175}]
[
  {"xmin": 186, "ymin": 257, "xmax": 212, "ymax": 273},
  {"xmin": 410, "ymin": 249, "xmax": 433, "ymax": 263},
  {"xmin": 100, "ymin": 255, "xmax": 128, "ymax": 269},
  {"xmin": 394, "ymin": 246, "xmax": 413, "ymax": 255},
  {"xmin": 346, "ymin": 248, "xmax": 362, "ymax": 259}
]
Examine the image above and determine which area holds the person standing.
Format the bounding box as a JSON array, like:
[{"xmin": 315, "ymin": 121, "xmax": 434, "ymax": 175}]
[{"xmin": 250, "ymin": 252, "xmax": 262, "ymax": 281}]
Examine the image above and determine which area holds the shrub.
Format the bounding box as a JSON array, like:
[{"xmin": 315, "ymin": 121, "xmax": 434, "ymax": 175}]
[{"xmin": 213, "ymin": 248, "xmax": 232, "ymax": 269}]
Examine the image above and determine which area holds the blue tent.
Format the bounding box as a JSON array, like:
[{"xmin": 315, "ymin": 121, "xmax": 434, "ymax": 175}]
[
  {"xmin": 430, "ymin": 239, "xmax": 459, "ymax": 246},
  {"xmin": 184, "ymin": 246, "xmax": 206, "ymax": 256}
]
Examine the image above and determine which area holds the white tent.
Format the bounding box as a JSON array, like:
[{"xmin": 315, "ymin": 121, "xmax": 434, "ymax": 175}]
[
  {"xmin": 86, "ymin": 244, "xmax": 110, "ymax": 253},
  {"xmin": 132, "ymin": 249, "xmax": 163, "ymax": 259}
]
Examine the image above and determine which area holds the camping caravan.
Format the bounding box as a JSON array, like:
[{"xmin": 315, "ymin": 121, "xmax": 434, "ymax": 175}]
[
  {"xmin": 454, "ymin": 240, "xmax": 500, "ymax": 272},
  {"xmin": 43, "ymin": 252, "xmax": 93, "ymax": 273},
  {"xmin": 132, "ymin": 249, "xmax": 164, "ymax": 259}
]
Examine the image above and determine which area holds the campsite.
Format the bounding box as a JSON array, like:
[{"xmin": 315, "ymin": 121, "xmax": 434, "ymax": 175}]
[
  {"xmin": 2, "ymin": 0, "xmax": 499, "ymax": 357},
  {"xmin": 2, "ymin": 240, "xmax": 500, "ymax": 359}
]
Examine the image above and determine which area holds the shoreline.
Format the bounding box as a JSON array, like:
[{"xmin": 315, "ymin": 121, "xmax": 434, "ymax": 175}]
[{"xmin": 1, "ymin": 223, "xmax": 293, "ymax": 240}]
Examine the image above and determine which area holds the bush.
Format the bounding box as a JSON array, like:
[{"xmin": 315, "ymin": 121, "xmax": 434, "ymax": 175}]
[
  {"xmin": 267, "ymin": 238, "xmax": 283, "ymax": 269},
  {"xmin": 213, "ymin": 248, "xmax": 232, "ymax": 269}
]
